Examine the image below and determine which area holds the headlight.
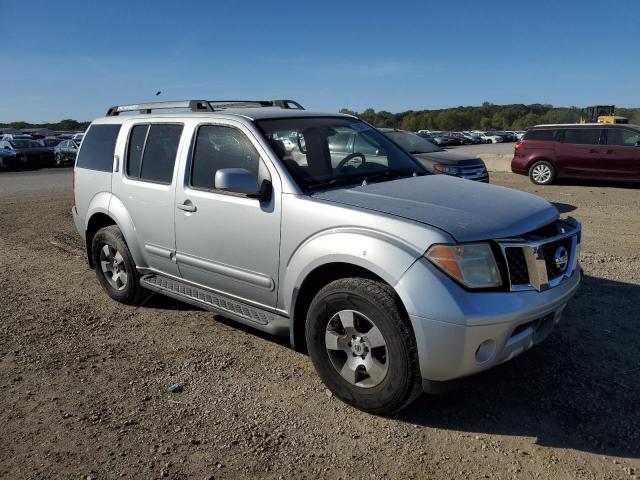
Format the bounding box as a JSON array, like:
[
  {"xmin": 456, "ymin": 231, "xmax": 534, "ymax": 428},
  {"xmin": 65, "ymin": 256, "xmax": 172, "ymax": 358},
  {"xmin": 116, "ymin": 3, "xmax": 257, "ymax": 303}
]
[
  {"xmin": 426, "ymin": 243, "xmax": 502, "ymax": 288},
  {"xmin": 433, "ymin": 164, "xmax": 460, "ymax": 175}
]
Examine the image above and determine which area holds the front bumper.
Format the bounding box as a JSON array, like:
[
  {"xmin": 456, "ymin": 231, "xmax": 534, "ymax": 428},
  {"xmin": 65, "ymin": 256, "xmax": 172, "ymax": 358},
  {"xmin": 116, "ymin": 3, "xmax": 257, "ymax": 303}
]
[{"xmin": 396, "ymin": 257, "xmax": 582, "ymax": 385}]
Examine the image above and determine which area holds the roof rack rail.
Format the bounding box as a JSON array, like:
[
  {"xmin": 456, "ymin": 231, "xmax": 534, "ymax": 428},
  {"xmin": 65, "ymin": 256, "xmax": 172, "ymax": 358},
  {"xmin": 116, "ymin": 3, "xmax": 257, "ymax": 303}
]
[
  {"xmin": 106, "ymin": 99, "xmax": 304, "ymax": 116},
  {"xmin": 208, "ymin": 99, "xmax": 305, "ymax": 110}
]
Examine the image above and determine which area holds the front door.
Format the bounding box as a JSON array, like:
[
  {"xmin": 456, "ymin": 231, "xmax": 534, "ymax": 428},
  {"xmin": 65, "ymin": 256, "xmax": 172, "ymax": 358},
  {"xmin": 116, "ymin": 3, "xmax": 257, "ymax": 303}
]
[
  {"xmin": 174, "ymin": 121, "xmax": 281, "ymax": 308},
  {"xmin": 602, "ymin": 127, "xmax": 640, "ymax": 180}
]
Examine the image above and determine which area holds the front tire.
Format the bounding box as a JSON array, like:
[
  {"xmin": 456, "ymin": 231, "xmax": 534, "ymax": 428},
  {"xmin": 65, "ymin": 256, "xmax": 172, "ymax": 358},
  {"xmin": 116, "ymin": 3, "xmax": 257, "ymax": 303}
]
[
  {"xmin": 529, "ymin": 160, "xmax": 556, "ymax": 185},
  {"xmin": 91, "ymin": 225, "xmax": 146, "ymax": 305},
  {"xmin": 305, "ymin": 278, "xmax": 422, "ymax": 414}
]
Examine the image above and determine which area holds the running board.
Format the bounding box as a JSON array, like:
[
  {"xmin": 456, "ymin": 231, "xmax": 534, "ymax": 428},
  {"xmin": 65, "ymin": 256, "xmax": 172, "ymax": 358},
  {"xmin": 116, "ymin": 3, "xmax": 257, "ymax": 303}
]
[{"xmin": 140, "ymin": 273, "xmax": 289, "ymax": 336}]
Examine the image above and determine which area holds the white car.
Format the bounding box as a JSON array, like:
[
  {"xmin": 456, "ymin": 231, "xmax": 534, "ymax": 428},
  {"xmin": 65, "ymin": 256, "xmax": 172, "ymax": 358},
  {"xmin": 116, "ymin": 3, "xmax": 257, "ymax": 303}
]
[{"xmin": 480, "ymin": 133, "xmax": 504, "ymax": 144}]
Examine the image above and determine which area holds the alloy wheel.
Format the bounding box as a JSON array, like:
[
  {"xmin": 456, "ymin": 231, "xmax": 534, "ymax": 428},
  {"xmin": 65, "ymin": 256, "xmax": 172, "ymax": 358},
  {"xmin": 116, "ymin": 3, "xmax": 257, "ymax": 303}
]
[
  {"xmin": 532, "ymin": 164, "xmax": 552, "ymax": 184},
  {"xmin": 324, "ymin": 310, "xmax": 389, "ymax": 388},
  {"xmin": 99, "ymin": 244, "xmax": 128, "ymax": 291}
]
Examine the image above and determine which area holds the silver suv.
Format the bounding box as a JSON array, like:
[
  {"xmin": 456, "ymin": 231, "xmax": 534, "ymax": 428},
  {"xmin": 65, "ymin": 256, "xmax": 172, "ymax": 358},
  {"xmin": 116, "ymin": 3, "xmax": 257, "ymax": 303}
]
[{"xmin": 72, "ymin": 99, "xmax": 582, "ymax": 414}]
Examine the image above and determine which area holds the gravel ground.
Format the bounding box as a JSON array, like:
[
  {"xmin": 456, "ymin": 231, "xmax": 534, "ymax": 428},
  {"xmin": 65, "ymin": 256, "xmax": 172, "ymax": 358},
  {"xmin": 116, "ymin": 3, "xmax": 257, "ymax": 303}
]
[{"xmin": 0, "ymin": 169, "xmax": 638, "ymax": 479}]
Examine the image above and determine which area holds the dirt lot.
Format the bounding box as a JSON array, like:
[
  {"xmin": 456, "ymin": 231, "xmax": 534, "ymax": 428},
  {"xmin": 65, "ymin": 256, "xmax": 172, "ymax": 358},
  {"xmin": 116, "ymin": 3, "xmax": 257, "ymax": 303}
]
[{"xmin": 0, "ymin": 169, "xmax": 638, "ymax": 479}]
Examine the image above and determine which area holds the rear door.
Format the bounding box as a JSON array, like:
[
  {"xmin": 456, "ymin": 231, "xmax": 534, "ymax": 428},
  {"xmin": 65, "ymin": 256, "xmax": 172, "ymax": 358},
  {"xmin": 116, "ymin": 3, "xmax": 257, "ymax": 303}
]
[
  {"xmin": 555, "ymin": 128, "xmax": 604, "ymax": 178},
  {"xmin": 603, "ymin": 127, "xmax": 640, "ymax": 180},
  {"xmin": 111, "ymin": 121, "xmax": 185, "ymax": 276}
]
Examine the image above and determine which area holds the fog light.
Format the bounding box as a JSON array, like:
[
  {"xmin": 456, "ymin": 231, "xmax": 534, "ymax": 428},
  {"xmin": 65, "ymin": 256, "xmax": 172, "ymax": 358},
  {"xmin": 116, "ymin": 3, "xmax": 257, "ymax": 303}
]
[{"xmin": 475, "ymin": 339, "xmax": 496, "ymax": 364}]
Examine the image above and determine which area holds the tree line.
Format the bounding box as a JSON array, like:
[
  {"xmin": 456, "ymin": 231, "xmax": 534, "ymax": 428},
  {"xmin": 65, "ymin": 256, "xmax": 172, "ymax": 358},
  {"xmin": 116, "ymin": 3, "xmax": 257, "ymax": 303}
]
[
  {"xmin": 3, "ymin": 103, "xmax": 640, "ymax": 132},
  {"xmin": 339, "ymin": 103, "xmax": 640, "ymax": 131},
  {"xmin": 0, "ymin": 119, "xmax": 91, "ymax": 131}
]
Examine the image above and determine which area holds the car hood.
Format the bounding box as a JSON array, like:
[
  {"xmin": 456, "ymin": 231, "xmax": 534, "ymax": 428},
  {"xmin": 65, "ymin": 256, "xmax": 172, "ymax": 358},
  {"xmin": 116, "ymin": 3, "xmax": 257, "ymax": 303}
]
[
  {"xmin": 413, "ymin": 151, "xmax": 483, "ymax": 166},
  {"xmin": 310, "ymin": 175, "xmax": 558, "ymax": 242}
]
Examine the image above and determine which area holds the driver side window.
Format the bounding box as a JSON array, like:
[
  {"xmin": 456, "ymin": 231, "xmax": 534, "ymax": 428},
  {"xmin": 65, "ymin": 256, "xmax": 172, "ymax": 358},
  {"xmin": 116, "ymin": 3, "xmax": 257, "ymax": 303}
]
[{"xmin": 190, "ymin": 125, "xmax": 260, "ymax": 191}]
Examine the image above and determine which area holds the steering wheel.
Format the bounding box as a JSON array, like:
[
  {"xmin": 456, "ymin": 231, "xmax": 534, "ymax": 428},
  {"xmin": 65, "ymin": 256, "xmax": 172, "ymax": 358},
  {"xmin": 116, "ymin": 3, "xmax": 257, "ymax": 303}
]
[{"xmin": 336, "ymin": 153, "xmax": 366, "ymax": 171}]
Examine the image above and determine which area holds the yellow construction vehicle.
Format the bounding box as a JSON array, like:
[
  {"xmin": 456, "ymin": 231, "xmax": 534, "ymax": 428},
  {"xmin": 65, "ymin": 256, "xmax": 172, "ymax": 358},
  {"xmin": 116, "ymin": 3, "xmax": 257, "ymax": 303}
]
[{"xmin": 579, "ymin": 105, "xmax": 628, "ymax": 124}]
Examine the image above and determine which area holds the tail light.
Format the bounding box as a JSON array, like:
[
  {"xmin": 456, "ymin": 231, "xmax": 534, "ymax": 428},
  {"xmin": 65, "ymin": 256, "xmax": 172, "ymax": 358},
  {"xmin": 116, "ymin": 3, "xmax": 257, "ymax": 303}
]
[{"xmin": 514, "ymin": 141, "xmax": 524, "ymax": 156}]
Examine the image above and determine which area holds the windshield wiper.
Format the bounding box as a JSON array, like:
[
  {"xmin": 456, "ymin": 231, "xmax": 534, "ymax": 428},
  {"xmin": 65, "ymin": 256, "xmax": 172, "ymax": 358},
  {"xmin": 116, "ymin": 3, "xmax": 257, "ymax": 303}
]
[
  {"xmin": 306, "ymin": 176, "xmax": 365, "ymax": 191},
  {"xmin": 362, "ymin": 168, "xmax": 422, "ymax": 185}
]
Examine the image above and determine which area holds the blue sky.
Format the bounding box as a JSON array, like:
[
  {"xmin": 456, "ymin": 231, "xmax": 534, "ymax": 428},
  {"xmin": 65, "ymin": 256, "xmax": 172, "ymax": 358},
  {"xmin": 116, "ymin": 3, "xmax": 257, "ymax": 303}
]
[{"xmin": 1, "ymin": 0, "xmax": 639, "ymax": 122}]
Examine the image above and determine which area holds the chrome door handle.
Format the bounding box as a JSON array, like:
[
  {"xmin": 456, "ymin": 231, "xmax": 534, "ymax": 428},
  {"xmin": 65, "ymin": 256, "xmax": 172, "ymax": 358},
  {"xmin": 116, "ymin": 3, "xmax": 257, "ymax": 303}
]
[{"xmin": 176, "ymin": 201, "xmax": 197, "ymax": 212}]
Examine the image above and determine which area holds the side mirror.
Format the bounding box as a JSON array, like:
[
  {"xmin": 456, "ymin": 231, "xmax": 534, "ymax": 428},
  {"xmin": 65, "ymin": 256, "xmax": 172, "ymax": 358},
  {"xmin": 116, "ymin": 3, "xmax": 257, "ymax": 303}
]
[{"xmin": 215, "ymin": 168, "xmax": 271, "ymax": 199}]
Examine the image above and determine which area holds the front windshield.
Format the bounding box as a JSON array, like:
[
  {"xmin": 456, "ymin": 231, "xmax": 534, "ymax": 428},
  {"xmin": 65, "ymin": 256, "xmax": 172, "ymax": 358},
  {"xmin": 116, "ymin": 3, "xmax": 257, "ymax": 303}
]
[
  {"xmin": 255, "ymin": 117, "xmax": 425, "ymax": 190},
  {"xmin": 384, "ymin": 131, "xmax": 442, "ymax": 154}
]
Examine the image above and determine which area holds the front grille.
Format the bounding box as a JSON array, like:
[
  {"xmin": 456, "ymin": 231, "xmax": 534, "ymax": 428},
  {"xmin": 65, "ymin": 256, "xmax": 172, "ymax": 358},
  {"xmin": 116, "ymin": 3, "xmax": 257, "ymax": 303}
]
[
  {"xmin": 505, "ymin": 247, "xmax": 529, "ymax": 284},
  {"xmin": 540, "ymin": 237, "xmax": 573, "ymax": 280},
  {"xmin": 458, "ymin": 164, "xmax": 487, "ymax": 180},
  {"xmin": 499, "ymin": 218, "xmax": 580, "ymax": 291}
]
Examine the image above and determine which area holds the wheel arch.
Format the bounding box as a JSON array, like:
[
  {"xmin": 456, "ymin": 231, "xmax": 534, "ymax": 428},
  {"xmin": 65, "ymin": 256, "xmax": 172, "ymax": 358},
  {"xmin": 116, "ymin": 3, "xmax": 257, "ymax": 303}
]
[
  {"xmin": 289, "ymin": 261, "xmax": 411, "ymax": 353},
  {"xmin": 85, "ymin": 195, "xmax": 145, "ymax": 269}
]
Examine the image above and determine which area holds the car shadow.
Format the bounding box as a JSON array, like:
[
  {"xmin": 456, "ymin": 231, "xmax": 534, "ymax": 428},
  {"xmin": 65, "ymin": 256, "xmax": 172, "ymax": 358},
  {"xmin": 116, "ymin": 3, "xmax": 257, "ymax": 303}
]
[
  {"xmin": 556, "ymin": 178, "xmax": 640, "ymax": 189},
  {"xmin": 551, "ymin": 202, "xmax": 576, "ymax": 214},
  {"xmin": 395, "ymin": 274, "xmax": 640, "ymax": 458}
]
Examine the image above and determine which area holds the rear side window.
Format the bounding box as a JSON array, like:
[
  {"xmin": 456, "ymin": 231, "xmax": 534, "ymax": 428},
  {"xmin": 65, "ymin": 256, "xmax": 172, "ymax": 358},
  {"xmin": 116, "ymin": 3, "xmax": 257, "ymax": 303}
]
[
  {"xmin": 606, "ymin": 128, "xmax": 640, "ymax": 146},
  {"xmin": 523, "ymin": 129, "xmax": 556, "ymax": 141},
  {"xmin": 126, "ymin": 124, "xmax": 183, "ymax": 184},
  {"xmin": 562, "ymin": 129, "xmax": 601, "ymax": 145},
  {"xmin": 190, "ymin": 125, "xmax": 260, "ymax": 191},
  {"xmin": 76, "ymin": 124, "xmax": 121, "ymax": 171}
]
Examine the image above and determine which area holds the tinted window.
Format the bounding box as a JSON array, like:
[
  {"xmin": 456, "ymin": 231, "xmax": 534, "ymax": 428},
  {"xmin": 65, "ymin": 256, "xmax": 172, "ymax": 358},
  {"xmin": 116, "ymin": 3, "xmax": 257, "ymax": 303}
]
[
  {"xmin": 524, "ymin": 129, "xmax": 556, "ymax": 141},
  {"xmin": 139, "ymin": 125, "xmax": 183, "ymax": 184},
  {"xmin": 606, "ymin": 128, "xmax": 640, "ymax": 146},
  {"xmin": 126, "ymin": 124, "xmax": 149, "ymax": 177},
  {"xmin": 191, "ymin": 125, "xmax": 260, "ymax": 190},
  {"xmin": 126, "ymin": 124, "xmax": 182, "ymax": 184},
  {"xmin": 563, "ymin": 129, "xmax": 601, "ymax": 145},
  {"xmin": 76, "ymin": 124, "xmax": 121, "ymax": 171}
]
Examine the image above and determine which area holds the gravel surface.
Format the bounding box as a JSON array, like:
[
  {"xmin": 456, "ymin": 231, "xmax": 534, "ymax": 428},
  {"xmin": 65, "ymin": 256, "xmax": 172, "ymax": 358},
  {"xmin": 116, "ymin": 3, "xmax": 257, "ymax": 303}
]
[{"xmin": 0, "ymin": 170, "xmax": 638, "ymax": 479}]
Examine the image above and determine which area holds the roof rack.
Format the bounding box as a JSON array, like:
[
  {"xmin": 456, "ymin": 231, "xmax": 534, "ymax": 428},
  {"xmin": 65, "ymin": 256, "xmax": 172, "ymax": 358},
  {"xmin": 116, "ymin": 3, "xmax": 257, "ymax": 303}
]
[{"xmin": 106, "ymin": 99, "xmax": 304, "ymax": 116}]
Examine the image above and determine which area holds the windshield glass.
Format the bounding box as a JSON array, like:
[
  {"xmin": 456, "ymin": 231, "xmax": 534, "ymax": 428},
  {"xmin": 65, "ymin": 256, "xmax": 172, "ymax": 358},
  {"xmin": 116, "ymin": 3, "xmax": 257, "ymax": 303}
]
[
  {"xmin": 384, "ymin": 131, "xmax": 441, "ymax": 153},
  {"xmin": 255, "ymin": 117, "xmax": 425, "ymax": 190}
]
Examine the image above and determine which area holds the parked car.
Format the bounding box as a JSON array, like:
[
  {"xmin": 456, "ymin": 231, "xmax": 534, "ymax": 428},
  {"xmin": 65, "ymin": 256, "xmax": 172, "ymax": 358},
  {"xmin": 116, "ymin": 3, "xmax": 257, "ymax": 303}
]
[
  {"xmin": 480, "ymin": 132, "xmax": 504, "ymax": 144},
  {"xmin": 0, "ymin": 138, "xmax": 55, "ymax": 168},
  {"xmin": 41, "ymin": 137, "xmax": 63, "ymax": 148},
  {"xmin": 0, "ymin": 149, "xmax": 23, "ymax": 169},
  {"xmin": 54, "ymin": 139, "xmax": 80, "ymax": 166},
  {"xmin": 72, "ymin": 133, "xmax": 84, "ymax": 142},
  {"xmin": 460, "ymin": 131, "xmax": 483, "ymax": 144},
  {"xmin": 430, "ymin": 132, "xmax": 462, "ymax": 146},
  {"xmin": 1, "ymin": 133, "xmax": 32, "ymax": 141},
  {"xmin": 512, "ymin": 123, "xmax": 640, "ymax": 185},
  {"xmin": 379, "ymin": 128, "xmax": 488, "ymax": 182},
  {"xmin": 449, "ymin": 132, "xmax": 473, "ymax": 144},
  {"xmin": 74, "ymin": 99, "xmax": 582, "ymax": 414}
]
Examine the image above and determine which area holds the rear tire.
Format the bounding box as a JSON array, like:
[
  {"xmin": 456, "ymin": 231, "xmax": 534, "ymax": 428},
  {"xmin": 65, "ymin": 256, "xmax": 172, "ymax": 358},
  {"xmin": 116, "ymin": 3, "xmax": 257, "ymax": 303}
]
[
  {"xmin": 529, "ymin": 160, "xmax": 556, "ymax": 185},
  {"xmin": 91, "ymin": 225, "xmax": 146, "ymax": 305},
  {"xmin": 305, "ymin": 277, "xmax": 422, "ymax": 414}
]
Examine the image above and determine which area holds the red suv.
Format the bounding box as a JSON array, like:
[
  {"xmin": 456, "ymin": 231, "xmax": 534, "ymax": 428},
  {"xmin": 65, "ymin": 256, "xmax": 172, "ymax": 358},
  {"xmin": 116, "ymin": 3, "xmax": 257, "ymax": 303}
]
[{"xmin": 511, "ymin": 124, "xmax": 640, "ymax": 185}]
